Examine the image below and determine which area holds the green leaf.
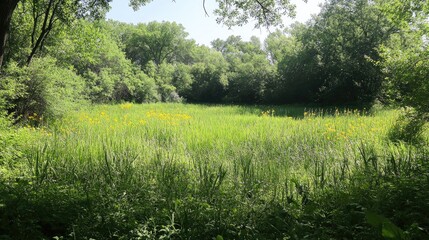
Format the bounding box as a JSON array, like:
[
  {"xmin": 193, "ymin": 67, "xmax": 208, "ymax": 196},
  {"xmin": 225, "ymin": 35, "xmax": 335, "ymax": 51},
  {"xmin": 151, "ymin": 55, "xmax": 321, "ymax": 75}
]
[
  {"xmin": 366, "ymin": 211, "xmax": 384, "ymax": 227},
  {"xmin": 366, "ymin": 211, "xmax": 405, "ymax": 240},
  {"xmin": 215, "ymin": 235, "xmax": 224, "ymax": 240},
  {"xmin": 381, "ymin": 220, "xmax": 405, "ymax": 239}
]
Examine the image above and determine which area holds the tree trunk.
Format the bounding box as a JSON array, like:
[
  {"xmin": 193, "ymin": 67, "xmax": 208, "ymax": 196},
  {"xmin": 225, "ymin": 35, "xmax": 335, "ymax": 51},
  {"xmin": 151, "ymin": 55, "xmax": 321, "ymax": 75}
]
[
  {"xmin": 0, "ymin": 0, "xmax": 20, "ymax": 70},
  {"xmin": 27, "ymin": 0, "xmax": 58, "ymax": 65}
]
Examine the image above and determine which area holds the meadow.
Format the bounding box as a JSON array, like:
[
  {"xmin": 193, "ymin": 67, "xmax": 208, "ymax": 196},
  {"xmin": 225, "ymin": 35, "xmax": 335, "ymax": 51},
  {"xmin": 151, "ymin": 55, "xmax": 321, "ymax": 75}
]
[{"xmin": 1, "ymin": 103, "xmax": 428, "ymax": 239}]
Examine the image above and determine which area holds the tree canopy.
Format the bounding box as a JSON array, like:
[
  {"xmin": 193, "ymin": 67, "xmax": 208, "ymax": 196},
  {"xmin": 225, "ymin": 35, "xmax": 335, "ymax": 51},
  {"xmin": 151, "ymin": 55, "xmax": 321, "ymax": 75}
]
[
  {"xmin": 1, "ymin": 0, "xmax": 429, "ymax": 114},
  {"xmin": 0, "ymin": 0, "xmax": 297, "ymax": 69},
  {"xmin": 124, "ymin": 21, "xmax": 194, "ymax": 67}
]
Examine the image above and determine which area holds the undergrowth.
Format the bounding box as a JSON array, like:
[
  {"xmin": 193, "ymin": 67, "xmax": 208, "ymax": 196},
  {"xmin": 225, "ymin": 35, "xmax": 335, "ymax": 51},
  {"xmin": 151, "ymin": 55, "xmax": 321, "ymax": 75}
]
[{"xmin": 0, "ymin": 103, "xmax": 427, "ymax": 239}]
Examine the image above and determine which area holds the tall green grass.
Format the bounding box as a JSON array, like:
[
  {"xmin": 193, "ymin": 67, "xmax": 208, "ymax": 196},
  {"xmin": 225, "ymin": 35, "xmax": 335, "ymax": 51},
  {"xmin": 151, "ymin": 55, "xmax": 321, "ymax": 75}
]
[{"xmin": 2, "ymin": 103, "xmax": 428, "ymax": 239}]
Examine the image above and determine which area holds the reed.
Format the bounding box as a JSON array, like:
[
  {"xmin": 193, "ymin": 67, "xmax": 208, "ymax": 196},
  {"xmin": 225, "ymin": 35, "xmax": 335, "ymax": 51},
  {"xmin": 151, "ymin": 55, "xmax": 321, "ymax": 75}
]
[{"xmin": 2, "ymin": 103, "xmax": 428, "ymax": 239}]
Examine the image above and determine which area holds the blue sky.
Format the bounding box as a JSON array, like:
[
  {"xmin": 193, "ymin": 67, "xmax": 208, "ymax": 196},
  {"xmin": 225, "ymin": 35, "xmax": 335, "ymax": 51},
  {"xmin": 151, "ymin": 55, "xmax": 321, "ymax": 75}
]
[{"xmin": 106, "ymin": 0, "xmax": 324, "ymax": 46}]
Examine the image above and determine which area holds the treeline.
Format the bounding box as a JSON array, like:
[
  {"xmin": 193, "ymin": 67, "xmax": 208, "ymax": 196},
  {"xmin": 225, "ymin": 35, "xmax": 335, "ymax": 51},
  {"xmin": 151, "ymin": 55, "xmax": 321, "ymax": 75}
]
[{"xmin": 0, "ymin": 0, "xmax": 428, "ymax": 121}]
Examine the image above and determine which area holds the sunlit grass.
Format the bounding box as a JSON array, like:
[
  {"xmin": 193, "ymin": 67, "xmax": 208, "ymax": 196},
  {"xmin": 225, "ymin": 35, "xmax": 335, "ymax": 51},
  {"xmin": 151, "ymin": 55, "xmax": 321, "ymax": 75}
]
[
  {"xmin": 5, "ymin": 103, "xmax": 428, "ymax": 239},
  {"xmin": 29, "ymin": 104, "xmax": 410, "ymax": 193}
]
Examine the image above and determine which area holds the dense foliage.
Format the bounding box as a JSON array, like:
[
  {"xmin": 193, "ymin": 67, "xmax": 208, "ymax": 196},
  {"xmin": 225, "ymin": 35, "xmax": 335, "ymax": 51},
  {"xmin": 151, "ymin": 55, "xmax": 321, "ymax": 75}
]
[
  {"xmin": 0, "ymin": 0, "xmax": 428, "ymax": 238},
  {"xmin": 2, "ymin": 0, "xmax": 427, "ymax": 117},
  {"xmin": 0, "ymin": 104, "xmax": 428, "ymax": 239}
]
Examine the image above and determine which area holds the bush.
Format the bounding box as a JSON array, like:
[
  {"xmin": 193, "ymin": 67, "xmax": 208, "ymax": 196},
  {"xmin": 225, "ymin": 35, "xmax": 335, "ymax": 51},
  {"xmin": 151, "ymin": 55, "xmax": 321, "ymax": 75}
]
[
  {"xmin": 388, "ymin": 108, "xmax": 427, "ymax": 145},
  {"xmin": 132, "ymin": 71, "xmax": 159, "ymax": 103},
  {"xmin": 0, "ymin": 64, "xmax": 26, "ymax": 113},
  {"xmin": 0, "ymin": 114, "xmax": 21, "ymax": 168},
  {"xmin": 188, "ymin": 63, "xmax": 228, "ymax": 103},
  {"xmin": 0, "ymin": 57, "xmax": 86, "ymax": 122},
  {"xmin": 84, "ymin": 68, "xmax": 116, "ymax": 103}
]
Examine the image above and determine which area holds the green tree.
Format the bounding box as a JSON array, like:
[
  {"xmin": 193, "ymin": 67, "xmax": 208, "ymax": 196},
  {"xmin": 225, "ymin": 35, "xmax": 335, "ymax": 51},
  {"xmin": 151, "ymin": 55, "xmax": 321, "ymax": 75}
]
[
  {"xmin": 315, "ymin": 0, "xmax": 396, "ymax": 103},
  {"xmin": 0, "ymin": 0, "xmax": 111, "ymax": 68},
  {"xmin": 379, "ymin": 0, "xmax": 429, "ymax": 115},
  {"xmin": 1, "ymin": 0, "xmax": 296, "ymax": 69},
  {"xmin": 187, "ymin": 46, "xmax": 229, "ymax": 102},
  {"xmin": 0, "ymin": 0, "xmax": 20, "ymax": 69},
  {"xmin": 50, "ymin": 20, "xmax": 158, "ymax": 103},
  {"xmin": 277, "ymin": 0, "xmax": 396, "ymax": 104},
  {"xmin": 264, "ymin": 27, "xmax": 300, "ymax": 64},
  {"xmin": 213, "ymin": 36, "xmax": 274, "ymax": 103},
  {"xmin": 125, "ymin": 21, "xmax": 195, "ymax": 67},
  {"xmin": 277, "ymin": 30, "xmax": 322, "ymax": 103},
  {"xmin": 0, "ymin": 57, "xmax": 85, "ymax": 120},
  {"xmin": 172, "ymin": 63, "xmax": 193, "ymax": 98},
  {"xmin": 378, "ymin": 0, "xmax": 429, "ymax": 143},
  {"xmin": 129, "ymin": 0, "xmax": 295, "ymax": 28}
]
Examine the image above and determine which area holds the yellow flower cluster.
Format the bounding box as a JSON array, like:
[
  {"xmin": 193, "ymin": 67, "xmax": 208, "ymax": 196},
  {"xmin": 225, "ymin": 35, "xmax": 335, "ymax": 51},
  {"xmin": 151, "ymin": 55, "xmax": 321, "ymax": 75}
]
[
  {"xmin": 22, "ymin": 125, "xmax": 52, "ymax": 136},
  {"xmin": 322, "ymin": 123, "xmax": 340, "ymax": 141},
  {"xmin": 74, "ymin": 109, "xmax": 192, "ymax": 128},
  {"xmin": 340, "ymin": 108, "xmax": 364, "ymax": 116},
  {"xmin": 119, "ymin": 103, "xmax": 133, "ymax": 110},
  {"xmin": 146, "ymin": 111, "xmax": 192, "ymax": 125},
  {"xmin": 303, "ymin": 111, "xmax": 317, "ymax": 118},
  {"xmin": 261, "ymin": 109, "xmax": 275, "ymax": 117},
  {"xmin": 304, "ymin": 108, "xmax": 365, "ymax": 119},
  {"xmin": 322, "ymin": 120, "xmax": 380, "ymax": 141},
  {"xmin": 78, "ymin": 113, "xmax": 102, "ymax": 125},
  {"xmin": 27, "ymin": 112, "xmax": 43, "ymax": 122}
]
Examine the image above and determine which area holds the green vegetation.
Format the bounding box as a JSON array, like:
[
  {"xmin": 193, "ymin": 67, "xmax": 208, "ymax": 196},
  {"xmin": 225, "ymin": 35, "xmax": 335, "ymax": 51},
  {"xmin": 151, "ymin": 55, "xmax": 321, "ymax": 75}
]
[
  {"xmin": 1, "ymin": 0, "xmax": 429, "ymax": 238},
  {"xmin": 0, "ymin": 104, "xmax": 427, "ymax": 239},
  {"xmin": 2, "ymin": 0, "xmax": 428, "ymax": 112}
]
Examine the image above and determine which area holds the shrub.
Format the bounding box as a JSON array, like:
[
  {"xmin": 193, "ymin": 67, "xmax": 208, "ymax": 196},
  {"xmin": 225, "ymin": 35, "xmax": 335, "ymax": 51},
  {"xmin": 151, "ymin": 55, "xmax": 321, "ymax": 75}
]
[
  {"xmin": 388, "ymin": 108, "xmax": 427, "ymax": 145},
  {"xmin": 0, "ymin": 57, "xmax": 86, "ymax": 122},
  {"xmin": 132, "ymin": 71, "xmax": 159, "ymax": 103},
  {"xmin": 0, "ymin": 114, "xmax": 20, "ymax": 168},
  {"xmin": 84, "ymin": 68, "xmax": 116, "ymax": 103},
  {"xmin": 0, "ymin": 63, "xmax": 26, "ymax": 113}
]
